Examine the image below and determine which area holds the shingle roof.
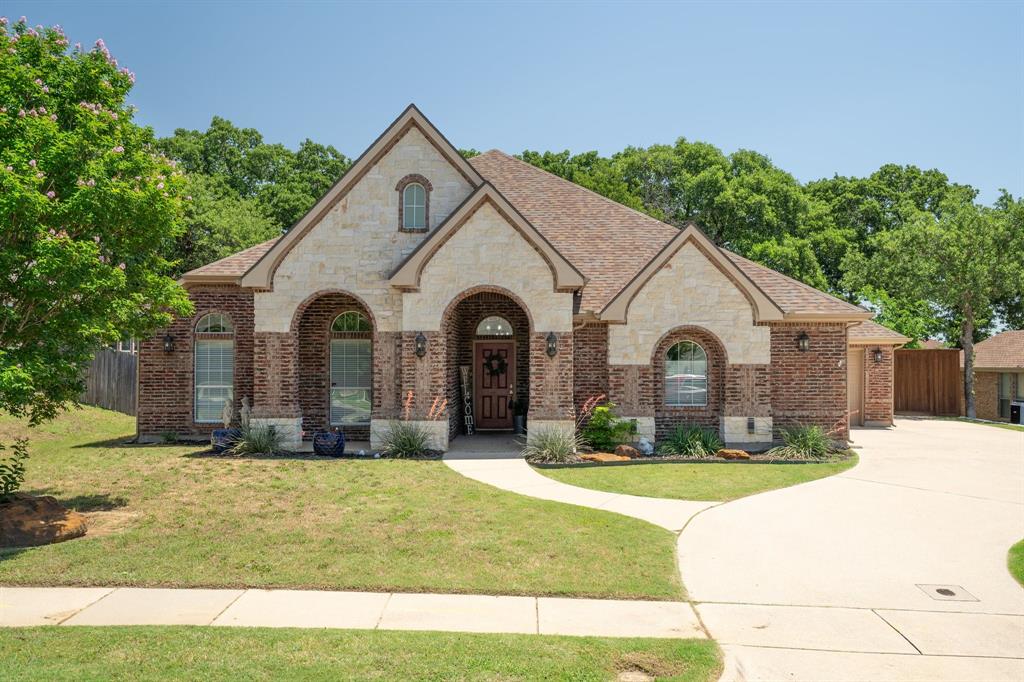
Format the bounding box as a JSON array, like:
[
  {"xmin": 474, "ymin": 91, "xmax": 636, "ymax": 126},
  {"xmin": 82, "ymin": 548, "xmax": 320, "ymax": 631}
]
[
  {"xmin": 965, "ymin": 330, "xmax": 1024, "ymax": 369},
  {"xmin": 182, "ymin": 239, "xmax": 279, "ymax": 281},
  {"xmin": 848, "ymin": 319, "xmax": 910, "ymax": 344},
  {"xmin": 182, "ymin": 148, "xmax": 870, "ymax": 321},
  {"xmin": 469, "ymin": 150, "xmax": 868, "ymax": 317}
]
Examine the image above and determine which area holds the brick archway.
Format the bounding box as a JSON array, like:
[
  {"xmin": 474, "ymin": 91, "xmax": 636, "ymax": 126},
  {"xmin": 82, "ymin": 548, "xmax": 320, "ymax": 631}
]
[{"xmin": 651, "ymin": 326, "xmax": 728, "ymax": 440}]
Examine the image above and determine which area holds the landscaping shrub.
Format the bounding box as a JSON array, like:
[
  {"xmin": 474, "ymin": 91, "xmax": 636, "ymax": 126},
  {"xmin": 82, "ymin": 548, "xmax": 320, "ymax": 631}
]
[
  {"xmin": 0, "ymin": 439, "xmax": 29, "ymax": 501},
  {"xmin": 656, "ymin": 426, "xmax": 723, "ymax": 458},
  {"xmin": 580, "ymin": 402, "xmax": 637, "ymax": 451},
  {"xmin": 227, "ymin": 423, "xmax": 290, "ymax": 456},
  {"xmin": 766, "ymin": 425, "xmax": 835, "ymax": 461},
  {"xmin": 521, "ymin": 427, "xmax": 584, "ymax": 464},
  {"xmin": 378, "ymin": 421, "xmax": 434, "ymax": 458}
]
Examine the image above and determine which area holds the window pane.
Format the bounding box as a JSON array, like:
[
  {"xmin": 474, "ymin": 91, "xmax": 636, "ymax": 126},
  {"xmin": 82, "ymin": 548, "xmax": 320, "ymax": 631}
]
[
  {"xmin": 476, "ymin": 316, "xmax": 513, "ymax": 336},
  {"xmin": 665, "ymin": 341, "xmax": 707, "ymax": 406},
  {"xmin": 403, "ymin": 184, "xmax": 426, "ymax": 229},
  {"xmin": 195, "ymin": 339, "xmax": 233, "ymax": 422},
  {"xmin": 331, "ymin": 339, "xmax": 371, "ymax": 425},
  {"xmin": 331, "ymin": 311, "xmax": 370, "ymax": 332},
  {"xmin": 1017, "ymin": 373, "xmax": 1024, "ymax": 401},
  {"xmin": 999, "ymin": 373, "xmax": 1012, "ymax": 398},
  {"xmin": 196, "ymin": 313, "xmax": 233, "ymax": 334}
]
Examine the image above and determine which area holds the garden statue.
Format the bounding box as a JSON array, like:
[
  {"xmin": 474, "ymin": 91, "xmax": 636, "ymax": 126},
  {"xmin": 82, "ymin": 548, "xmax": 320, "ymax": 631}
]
[
  {"xmin": 239, "ymin": 397, "xmax": 252, "ymax": 428},
  {"xmin": 220, "ymin": 399, "xmax": 233, "ymax": 429},
  {"xmin": 637, "ymin": 437, "xmax": 654, "ymax": 456}
]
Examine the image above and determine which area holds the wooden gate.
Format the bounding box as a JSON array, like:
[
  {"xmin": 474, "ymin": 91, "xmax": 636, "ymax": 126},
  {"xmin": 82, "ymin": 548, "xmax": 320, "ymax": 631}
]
[
  {"xmin": 81, "ymin": 348, "xmax": 138, "ymax": 415},
  {"xmin": 894, "ymin": 349, "xmax": 960, "ymax": 416}
]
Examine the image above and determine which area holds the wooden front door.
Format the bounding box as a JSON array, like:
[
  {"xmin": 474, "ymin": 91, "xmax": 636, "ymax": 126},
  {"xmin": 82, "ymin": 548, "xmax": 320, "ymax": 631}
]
[
  {"xmin": 475, "ymin": 341, "xmax": 515, "ymax": 430},
  {"xmin": 848, "ymin": 348, "xmax": 865, "ymax": 427}
]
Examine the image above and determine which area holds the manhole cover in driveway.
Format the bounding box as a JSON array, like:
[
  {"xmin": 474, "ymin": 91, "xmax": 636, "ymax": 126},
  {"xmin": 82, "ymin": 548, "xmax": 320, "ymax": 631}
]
[{"xmin": 916, "ymin": 584, "xmax": 978, "ymax": 601}]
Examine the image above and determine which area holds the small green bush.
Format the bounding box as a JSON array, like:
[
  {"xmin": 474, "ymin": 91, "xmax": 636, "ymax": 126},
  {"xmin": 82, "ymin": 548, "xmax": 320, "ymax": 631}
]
[
  {"xmin": 0, "ymin": 438, "xmax": 29, "ymax": 501},
  {"xmin": 581, "ymin": 402, "xmax": 637, "ymax": 451},
  {"xmin": 656, "ymin": 426, "xmax": 722, "ymax": 458},
  {"xmin": 767, "ymin": 425, "xmax": 835, "ymax": 461},
  {"xmin": 228, "ymin": 423, "xmax": 290, "ymax": 456},
  {"xmin": 378, "ymin": 420, "xmax": 434, "ymax": 458},
  {"xmin": 521, "ymin": 427, "xmax": 584, "ymax": 464}
]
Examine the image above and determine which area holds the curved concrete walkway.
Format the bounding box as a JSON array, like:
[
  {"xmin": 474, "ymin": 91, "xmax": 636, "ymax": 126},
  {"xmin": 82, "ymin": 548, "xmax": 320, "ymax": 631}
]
[
  {"xmin": 443, "ymin": 436, "xmax": 714, "ymax": 531},
  {"xmin": 443, "ymin": 422, "xmax": 1024, "ymax": 681}
]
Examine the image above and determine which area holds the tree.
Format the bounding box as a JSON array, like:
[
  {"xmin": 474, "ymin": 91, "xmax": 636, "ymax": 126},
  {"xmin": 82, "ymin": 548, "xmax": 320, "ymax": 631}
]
[
  {"xmin": 842, "ymin": 198, "xmax": 1024, "ymax": 417},
  {"xmin": 0, "ymin": 18, "xmax": 191, "ymax": 430}
]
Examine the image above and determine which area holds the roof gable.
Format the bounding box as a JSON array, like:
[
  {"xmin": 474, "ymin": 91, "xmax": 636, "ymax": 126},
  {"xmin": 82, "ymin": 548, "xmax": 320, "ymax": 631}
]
[
  {"xmin": 389, "ymin": 183, "xmax": 585, "ymax": 292},
  {"xmin": 237, "ymin": 104, "xmax": 483, "ymax": 290},
  {"xmin": 601, "ymin": 223, "xmax": 785, "ymax": 323}
]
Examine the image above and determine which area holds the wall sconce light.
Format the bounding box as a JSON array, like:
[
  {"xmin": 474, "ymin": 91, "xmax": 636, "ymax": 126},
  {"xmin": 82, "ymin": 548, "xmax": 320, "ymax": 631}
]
[
  {"xmin": 414, "ymin": 332, "xmax": 427, "ymax": 358},
  {"xmin": 162, "ymin": 333, "xmax": 175, "ymax": 353},
  {"xmin": 546, "ymin": 332, "xmax": 558, "ymax": 357},
  {"xmin": 872, "ymin": 348, "xmax": 884, "ymax": 363},
  {"xmin": 797, "ymin": 331, "xmax": 810, "ymax": 352}
]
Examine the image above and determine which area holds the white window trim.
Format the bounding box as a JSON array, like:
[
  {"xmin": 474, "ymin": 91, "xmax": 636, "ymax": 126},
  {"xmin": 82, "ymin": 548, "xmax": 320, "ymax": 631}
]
[
  {"xmin": 194, "ymin": 337, "xmax": 234, "ymax": 423},
  {"xmin": 665, "ymin": 340, "xmax": 709, "ymax": 408},
  {"xmin": 403, "ymin": 183, "xmax": 426, "ymax": 230},
  {"xmin": 330, "ymin": 338, "xmax": 372, "ymax": 426}
]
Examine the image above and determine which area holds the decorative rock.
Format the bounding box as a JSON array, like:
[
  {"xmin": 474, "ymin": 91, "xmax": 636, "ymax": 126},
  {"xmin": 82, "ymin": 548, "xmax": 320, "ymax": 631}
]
[
  {"xmin": 637, "ymin": 437, "xmax": 655, "ymax": 456},
  {"xmin": 718, "ymin": 448, "xmax": 751, "ymax": 460},
  {"xmin": 614, "ymin": 444, "xmax": 640, "ymax": 459},
  {"xmin": 0, "ymin": 494, "xmax": 87, "ymax": 547},
  {"xmin": 581, "ymin": 452, "xmax": 631, "ymax": 462}
]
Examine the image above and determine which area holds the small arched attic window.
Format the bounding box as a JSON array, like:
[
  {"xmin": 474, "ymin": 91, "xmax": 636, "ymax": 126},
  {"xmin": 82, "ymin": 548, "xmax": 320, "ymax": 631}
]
[
  {"xmin": 476, "ymin": 316, "xmax": 513, "ymax": 337},
  {"xmin": 396, "ymin": 174, "xmax": 432, "ymax": 232}
]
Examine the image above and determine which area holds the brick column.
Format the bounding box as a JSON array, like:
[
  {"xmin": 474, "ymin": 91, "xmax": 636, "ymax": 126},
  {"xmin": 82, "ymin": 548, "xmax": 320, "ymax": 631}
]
[
  {"xmin": 527, "ymin": 331, "xmax": 575, "ymax": 440},
  {"xmin": 252, "ymin": 330, "xmax": 302, "ymax": 447},
  {"xmin": 388, "ymin": 330, "xmax": 448, "ymax": 450},
  {"xmin": 608, "ymin": 364, "xmax": 656, "ymax": 440},
  {"xmin": 722, "ymin": 364, "xmax": 773, "ymax": 444},
  {"xmin": 863, "ymin": 346, "xmax": 895, "ymax": 425}
]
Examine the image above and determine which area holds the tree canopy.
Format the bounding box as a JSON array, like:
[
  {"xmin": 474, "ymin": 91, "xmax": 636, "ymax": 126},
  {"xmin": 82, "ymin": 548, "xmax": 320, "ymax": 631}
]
[{"xmin": 0, "ymin": 18, "xmax": 190, "ymax": 426}]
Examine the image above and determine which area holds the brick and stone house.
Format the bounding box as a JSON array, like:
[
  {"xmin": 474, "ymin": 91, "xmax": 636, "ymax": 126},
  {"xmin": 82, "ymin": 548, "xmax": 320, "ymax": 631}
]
[
  {"xmin": 959, "ymin": 330, "xmax": 1024, "ymax": 422},
  {"xmin": 137, "ymin": 105, "xmax": 906, "ymax": 450}
]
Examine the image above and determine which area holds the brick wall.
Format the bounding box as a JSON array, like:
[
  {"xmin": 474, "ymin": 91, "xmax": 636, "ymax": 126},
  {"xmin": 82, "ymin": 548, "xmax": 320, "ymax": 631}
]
[
  {"xmin": 770, "ymin": 322, "xmax": 848, "ymax": 439},
  {"xmin": 138, "ymin": 285, "xmax": 254, "ymax": 438},
  {"xmin": 971, "ymin": 370, "xmax": 1002, "ymax": 421},
  {"xmin": 529, "ymin": 331, "xmax": 574, "ymax": 421},
  {"xmin": 573, "ymin": 322, "xmax": 609, "ymax": 416},
  {"xmin": 863, "ymin": 346, "xmax": 895, "ymax": 425},
  {"xmin": 651, "ymin": 327, "xmax": 727, "ymax": 439}
]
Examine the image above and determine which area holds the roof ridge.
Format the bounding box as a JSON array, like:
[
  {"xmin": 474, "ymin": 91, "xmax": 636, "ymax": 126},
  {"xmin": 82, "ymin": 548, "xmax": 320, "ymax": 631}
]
[{"xmin": 472, "ymin": 149, "xmax": 677, "ymax": 231}]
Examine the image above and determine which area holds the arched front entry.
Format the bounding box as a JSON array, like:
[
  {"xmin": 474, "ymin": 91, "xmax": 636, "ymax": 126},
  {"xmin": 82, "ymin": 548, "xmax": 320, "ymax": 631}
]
[{"xmin": 442, "ymin": 288, "xmax": 532, "ymax": 441}]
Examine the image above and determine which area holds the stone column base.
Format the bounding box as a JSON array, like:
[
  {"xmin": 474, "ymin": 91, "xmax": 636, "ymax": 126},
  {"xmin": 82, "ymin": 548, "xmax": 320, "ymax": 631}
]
[
  {"xmin": 249, "ymin": 416, "xmax": 303, "ymax": 451},
  {"xmin": 720, "ymin": 416, "xmax": 773, "ymax": 446},
  {"xmin": 371, "ymin": 419, "xmax": 449, "ymax": 452},
  {"xmin": 627, "ymin": 416, "xmax": 656, "ymax": 442}
]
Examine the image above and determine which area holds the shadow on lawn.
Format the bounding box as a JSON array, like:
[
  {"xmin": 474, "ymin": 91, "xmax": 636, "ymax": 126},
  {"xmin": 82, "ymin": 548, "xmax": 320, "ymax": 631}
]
[{"xmin": 24, "ymin": 490, "xmax": 129, "ymax": 512}]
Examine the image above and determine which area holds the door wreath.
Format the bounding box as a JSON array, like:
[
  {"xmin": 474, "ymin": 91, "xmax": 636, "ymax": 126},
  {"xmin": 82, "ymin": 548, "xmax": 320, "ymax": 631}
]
[{"xmin": 482, "ymin": 354, "xmax": 508, "ymax": 377}]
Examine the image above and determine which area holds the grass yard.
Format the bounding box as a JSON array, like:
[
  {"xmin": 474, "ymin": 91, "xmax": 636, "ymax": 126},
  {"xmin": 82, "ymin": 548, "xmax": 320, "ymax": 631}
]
[
  {"xmin": 1009, "ymin": 539, "xmax": 1024, "ymax": 586},
  {"xmin": 536, "ymin": 456, "xmax": 858, "ymax": 502},
  {"xmin": 949, "ymin": 417, "xmax": 1024, "ymax": 433},
  {"xmin": 0, "ymin": 407, "xmax": 680, "ymax": 599},
  {"xmin": 0, "ymin": 627, "xmax": 721, "ymax": 682}
]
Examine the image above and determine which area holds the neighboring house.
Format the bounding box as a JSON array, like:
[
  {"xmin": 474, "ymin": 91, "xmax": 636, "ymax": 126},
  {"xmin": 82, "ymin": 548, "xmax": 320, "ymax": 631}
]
[
  {"xmin": 960, "ymin": 330, "xmax": 1024, "ymax": 422},
  {"xmin": 137, "ymin": 105, "xmax": 906, "ymax": 450}
]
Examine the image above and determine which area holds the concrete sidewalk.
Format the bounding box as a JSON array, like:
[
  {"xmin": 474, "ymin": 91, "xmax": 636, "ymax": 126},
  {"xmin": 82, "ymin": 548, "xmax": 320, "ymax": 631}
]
[
  {"xmin": 0, "ymin": 586, "xmax": 705, "ymax": 639},
  {"xmin": 443, "ymin": 435, "xmax": 714, "ymax": 531}
]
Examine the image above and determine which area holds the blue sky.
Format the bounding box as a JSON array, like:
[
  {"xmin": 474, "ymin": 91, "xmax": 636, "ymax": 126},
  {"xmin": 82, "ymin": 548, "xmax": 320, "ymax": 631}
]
[{"xmin": 11, "ymin": 1, "xmax": 1023, "ymax": 202}]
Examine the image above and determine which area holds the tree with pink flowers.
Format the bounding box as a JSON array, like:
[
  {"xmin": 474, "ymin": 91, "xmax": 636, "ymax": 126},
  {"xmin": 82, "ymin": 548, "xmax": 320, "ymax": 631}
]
[{"xmin": 0, "ymin": 17, "xmax": 191, "ymax": 441}]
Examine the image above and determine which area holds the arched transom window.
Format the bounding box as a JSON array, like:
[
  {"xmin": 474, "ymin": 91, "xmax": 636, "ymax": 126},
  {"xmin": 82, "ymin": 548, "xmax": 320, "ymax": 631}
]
[
  {"xmin": 330, "ymin": 311, "xmax": 372, "ymax": 426},
  {"xmin": 476, "ymin": 316, "xmax": 513, "ymax": 337},
  {"xmin": 665, "ymin": 341, "xmax": 707, "ymax": 407},
  {"xmin": 194, "ymin": 313, "xmax": 234, "ymax": 423},
  {"xmin": 402, "ymin": 183, "xmax": 426, "ymax": 230}
]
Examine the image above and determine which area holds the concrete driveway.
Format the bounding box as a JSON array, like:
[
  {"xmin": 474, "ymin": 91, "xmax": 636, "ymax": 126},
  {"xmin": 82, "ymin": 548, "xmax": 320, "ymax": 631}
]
[{"xmin": 680, "ymin": 418, "xmax": 1024, "ymax": 681}]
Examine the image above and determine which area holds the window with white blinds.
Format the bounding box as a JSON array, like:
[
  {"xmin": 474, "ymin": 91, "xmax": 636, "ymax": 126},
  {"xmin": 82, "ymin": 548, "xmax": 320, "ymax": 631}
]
[
  {"xmin": 330, "ymin": 338, "xmax": 371, "ymax": 425},
  {"xmin": 195, "ymin": 338, "xmax": 234, "ymax": 422},
  {"xmin": 665, "ymin": 340, "xmax": 708, "ymax": 407}
]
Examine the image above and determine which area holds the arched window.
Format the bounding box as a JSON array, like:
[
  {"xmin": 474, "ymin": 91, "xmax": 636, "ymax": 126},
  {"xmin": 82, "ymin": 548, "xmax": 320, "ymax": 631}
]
[
  {"xmin": 402, "ymin": 183, "xmax": 426, "ymax": 230},
  {"xmin": 194, "ymin": 313, "xmax": 234, "ymax": 423},
  {"xmin": 331, "ymin": 311, "xmax": 371, "ymax": 333},
  {"xmin": 475, "ymin": 316, "xmax": 513, "ymax": 337},
  {"xmin": 665, "ymin": 341, "xmax": 707, "ymax": 407},
  {"xmin": 330, "ymin": 311, "xmax": 372, "ymax": 426}
]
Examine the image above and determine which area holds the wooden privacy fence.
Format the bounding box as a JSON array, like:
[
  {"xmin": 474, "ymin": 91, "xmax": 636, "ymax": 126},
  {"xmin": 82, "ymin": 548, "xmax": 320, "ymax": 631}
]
[
  {"xmin": 894, "ymin": 348, "xmax": 960, "ymax": 416},
  {"xmin": 81, "ymin": 348, "xmax": 138, "ymax": 415}
]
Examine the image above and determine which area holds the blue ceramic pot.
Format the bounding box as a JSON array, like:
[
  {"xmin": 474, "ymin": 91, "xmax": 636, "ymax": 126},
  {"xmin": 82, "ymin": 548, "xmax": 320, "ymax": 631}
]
[
  {"xmin": 211, "ymin": 428, "xmax": 242, "ymax": 454},
  {"xmin": 313, "ymin": 431, "xmax": 346, "ymax": 457}
]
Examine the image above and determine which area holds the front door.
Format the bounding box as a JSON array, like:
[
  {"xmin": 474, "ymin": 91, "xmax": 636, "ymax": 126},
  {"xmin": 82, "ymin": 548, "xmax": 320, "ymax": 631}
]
[{"xmin": 475, "ymin": 341, "xmax": 515, "ymax": 430}]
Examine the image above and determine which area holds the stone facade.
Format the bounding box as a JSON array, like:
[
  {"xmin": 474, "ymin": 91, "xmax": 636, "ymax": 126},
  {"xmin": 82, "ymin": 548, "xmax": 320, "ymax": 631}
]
[{"xmin": 253, "ymin": 126, "xmax": 474, "ymax": 334}]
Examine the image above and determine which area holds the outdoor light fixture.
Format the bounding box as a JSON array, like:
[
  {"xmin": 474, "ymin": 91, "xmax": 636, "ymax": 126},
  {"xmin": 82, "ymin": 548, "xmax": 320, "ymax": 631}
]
[
  {"xmin": 872, "ymin": 348, "xmax": 884, "ymax": 363},
  {"xmin": 797, "ymin": 331, "xmax": 810, "ymax": 352},
  {"xmin": 162, "ymin": 333, "xmax": 174, "ymax": 353},
  {"xmin": 414, "ymin": 332, "xmax": 427, "ymax": 358},
  {"xmin": 546, "ymin": 332, "xmax": 558, "ymax": 357}
]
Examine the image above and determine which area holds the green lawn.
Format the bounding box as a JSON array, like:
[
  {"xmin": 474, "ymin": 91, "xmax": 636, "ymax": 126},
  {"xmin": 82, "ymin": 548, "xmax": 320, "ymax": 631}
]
[
  {"xmin": 1009, "ymin": 539, "xmax": 1024, "ymax": 586},
  {"xmin": 0, "ymin": 407, "xmax": 680, "ymax": 599},
  {"xmin": 950, "ymin": 417, "xmax": 1024, "ymax": 433},
  {"xmin": 0, "ymin": 627, "xmax": 721, "ymax": 682},
  {"xmin": 536, "ymin": 456, "xmax": 858, "ymax": 502}
]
